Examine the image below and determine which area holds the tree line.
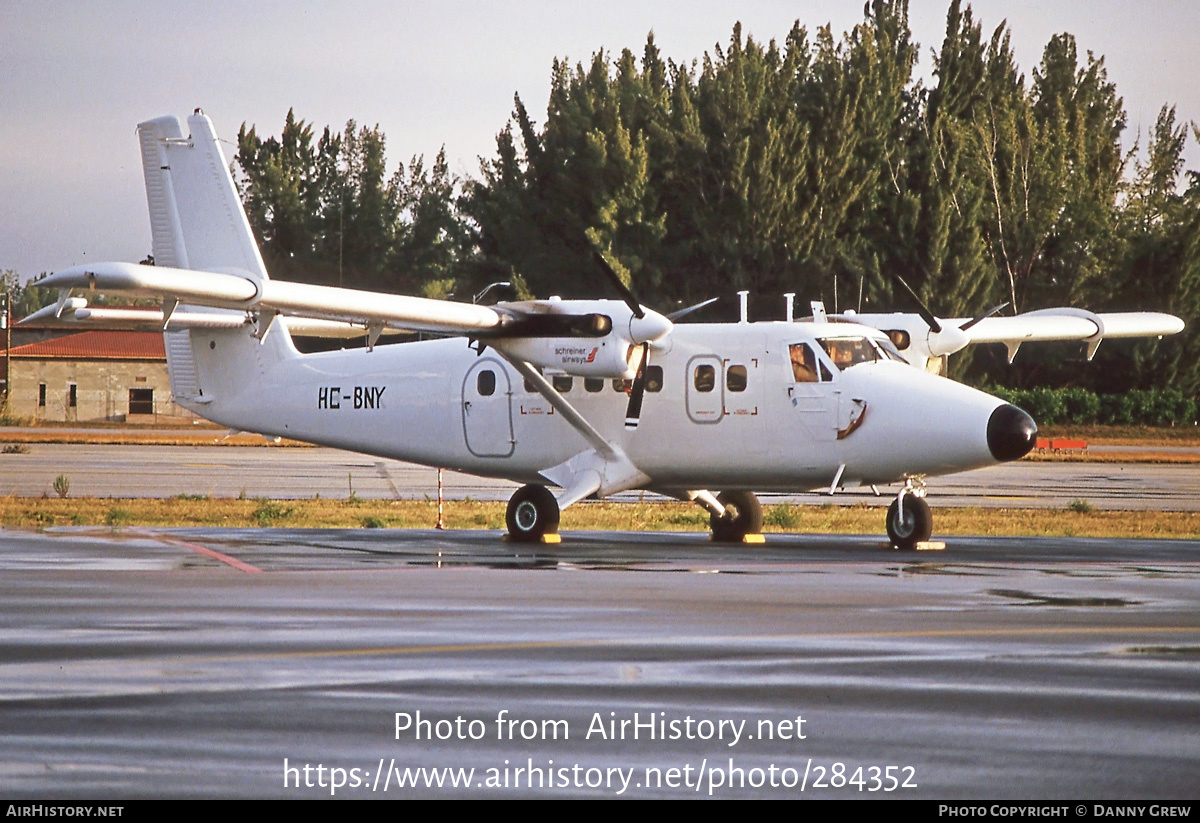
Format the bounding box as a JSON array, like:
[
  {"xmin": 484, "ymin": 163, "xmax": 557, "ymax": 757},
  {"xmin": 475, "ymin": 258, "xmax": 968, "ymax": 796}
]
[{"xmin": 12, "ymin": 1, "xmax": 1193, "ymax": 400}]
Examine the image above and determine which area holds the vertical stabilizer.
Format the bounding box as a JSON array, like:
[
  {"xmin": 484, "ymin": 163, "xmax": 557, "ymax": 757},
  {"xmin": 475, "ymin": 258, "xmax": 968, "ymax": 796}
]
[
  {"xmin": 137, "ymin": 112, "xmax": 269, "ymax": 281},
  {"xmin": 139, "ymin": 112, "xmax": 294, "ymax": 425}
]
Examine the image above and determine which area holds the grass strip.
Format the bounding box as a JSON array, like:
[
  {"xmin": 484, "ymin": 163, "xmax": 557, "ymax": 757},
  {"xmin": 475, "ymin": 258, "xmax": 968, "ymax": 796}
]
[{"xmin": 2, "ymin": 497, "xmax": 1198, "ymax": 539}]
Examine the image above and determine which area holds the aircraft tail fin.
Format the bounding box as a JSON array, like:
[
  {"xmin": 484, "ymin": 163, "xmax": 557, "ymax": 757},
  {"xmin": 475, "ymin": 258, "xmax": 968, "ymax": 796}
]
[
  {"xmin": 137, "ymin": 112, "xmax": 296, "ymax": 424},
  {"xmin": 137, "ymin": 112, "xmax": 269, "ymax": 281}
]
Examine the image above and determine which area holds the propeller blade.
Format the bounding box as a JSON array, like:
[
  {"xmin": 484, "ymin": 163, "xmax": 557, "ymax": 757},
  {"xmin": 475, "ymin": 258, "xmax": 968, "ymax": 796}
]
[
  {"xmin": 892, "ymin": 272, "xmax": 942, "ymax": 333},
  {"xmin": 959, "ymin": 302, "xmax": 1010, "ymax": 331},
  {"xmin": 667, "ymin": 296, "xmax": 719, "ymax": 321},
  {"xmin": 624, "ymin": 343, "xmax": 649, "ymax": 430},
  {"xmin": 592, "ymin": 251, "xmax": 644, "ymax": 319}
]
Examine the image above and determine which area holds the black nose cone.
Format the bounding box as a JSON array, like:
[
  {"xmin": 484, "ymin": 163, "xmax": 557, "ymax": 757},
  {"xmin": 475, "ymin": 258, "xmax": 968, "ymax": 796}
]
[{"xmin": 988, "ymin": 404, "xmax": 1037, "ymax": 462}]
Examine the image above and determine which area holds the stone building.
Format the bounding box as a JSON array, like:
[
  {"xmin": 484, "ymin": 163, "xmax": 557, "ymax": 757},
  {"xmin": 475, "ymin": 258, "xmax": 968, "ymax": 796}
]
[{"xmin": 2, "ymin": 330, "xmax": 196, "ymax": 423}]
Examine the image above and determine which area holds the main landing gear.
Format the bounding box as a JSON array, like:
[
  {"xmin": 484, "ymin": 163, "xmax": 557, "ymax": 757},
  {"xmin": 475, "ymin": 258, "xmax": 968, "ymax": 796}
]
[{"xmin": 505, "ymin": 484, "xmax": 561, "ymax": 542}]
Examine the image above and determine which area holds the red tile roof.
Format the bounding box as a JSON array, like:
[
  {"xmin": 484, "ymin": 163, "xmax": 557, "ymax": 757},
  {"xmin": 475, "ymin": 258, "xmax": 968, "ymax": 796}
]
[{"xmin": 5, "ymin": 331, "xmax": 166, "ymax": 360}]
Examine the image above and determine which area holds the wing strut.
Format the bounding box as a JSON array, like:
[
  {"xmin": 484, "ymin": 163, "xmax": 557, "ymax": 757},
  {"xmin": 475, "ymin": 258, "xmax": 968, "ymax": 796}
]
[{"xmin": 497, "ymin": 354, "xmax": 649, "ymax": 508}]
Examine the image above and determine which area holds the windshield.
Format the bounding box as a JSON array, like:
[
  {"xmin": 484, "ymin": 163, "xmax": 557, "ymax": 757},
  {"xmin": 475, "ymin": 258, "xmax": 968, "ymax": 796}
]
[{"xmin": 817, "ymin": 336, "xmax": 900, "ymax": 370}]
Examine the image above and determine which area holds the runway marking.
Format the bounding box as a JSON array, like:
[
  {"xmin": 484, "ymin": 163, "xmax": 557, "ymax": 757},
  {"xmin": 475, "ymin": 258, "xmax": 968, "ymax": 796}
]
[{"xmin": 134, "ymin": 529, "xmax": 263, "ymax": 574}]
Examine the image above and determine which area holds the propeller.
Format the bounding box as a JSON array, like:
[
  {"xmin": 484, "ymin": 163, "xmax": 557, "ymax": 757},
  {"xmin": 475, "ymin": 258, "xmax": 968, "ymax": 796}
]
[
  {"xmin": 668, "ymin": 297, "xmax": 719, "ymax": 321},
  {"xmin": 590, "ymin": 251, "xmax": 673, "ymax": 430},
  {"xmin": 891, "ymin": 272, "xmax": 944, "ymax": 334},
  {"xmin": 960, "ymin": 302, "xmax": 1010, "ymax": 331},
  {"xmin": 592, "ymin": 251, "xmax": 643, "ymax": 319},
  {"xmin": 891, "ymin": 272, "xmax": 1009, "ymax": 358},
  {"xmin": 624, "ymin": 342, "xmax": 649, "ymax": 429}
]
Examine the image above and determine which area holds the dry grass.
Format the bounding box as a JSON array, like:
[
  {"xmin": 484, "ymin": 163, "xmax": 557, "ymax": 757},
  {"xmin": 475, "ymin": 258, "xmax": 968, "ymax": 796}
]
[
  {"xmin": 1025, "ymin": 450, "xmax": 1200, "ymax": 464},
  {"xmin": 2, "ymin": 497, "xmax": 1198, "ymax": 539}
]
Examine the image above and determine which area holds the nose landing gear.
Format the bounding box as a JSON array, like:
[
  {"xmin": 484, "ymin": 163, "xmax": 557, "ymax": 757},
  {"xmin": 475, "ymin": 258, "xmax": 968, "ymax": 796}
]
[
  {"xmin": 886, "ymin": 481, "xmax": 932, "ymax": 550},
  {"xmin": 709, "ymin": 491, "xmax": 764, "ymax": 543}
]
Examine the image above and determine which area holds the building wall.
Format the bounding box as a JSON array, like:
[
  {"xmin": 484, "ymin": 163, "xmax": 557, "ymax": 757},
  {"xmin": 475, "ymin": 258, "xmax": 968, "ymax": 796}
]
[{"xmin": 8, "ymin": 359, "xmax": 197, "ymax": 422}]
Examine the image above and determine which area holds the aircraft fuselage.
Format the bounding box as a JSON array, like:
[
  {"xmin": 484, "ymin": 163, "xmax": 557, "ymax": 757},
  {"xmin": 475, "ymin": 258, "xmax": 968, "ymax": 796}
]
[{"xmin": 177, "ymin": 319, "xmax": 1018, "ymax": 496}]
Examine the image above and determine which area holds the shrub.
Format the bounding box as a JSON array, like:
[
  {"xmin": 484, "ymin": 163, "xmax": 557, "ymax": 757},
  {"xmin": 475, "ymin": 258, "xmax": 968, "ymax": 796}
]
[
  {"xmin": 106, "ymin": 508, "xmax": 133, "ymax": 527},
  {"xmin": 252, "ymin": 499, "xmax": 293, "ymax": 526},
  {"xmin": 1061, "ymin": 387, "xmax": 1100, "ymax": 424},
  {"xmin": 764, "ymin": 504, "xmax": 802, "ymax": 529},
  {"xmin": 991, "ymin": 386, "xmax": 1196, "ymax": 426}
]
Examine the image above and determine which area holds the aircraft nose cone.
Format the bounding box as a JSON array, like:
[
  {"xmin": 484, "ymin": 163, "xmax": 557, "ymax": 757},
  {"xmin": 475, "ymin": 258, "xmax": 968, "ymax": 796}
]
[{"xmin": 987, "ymin": 404, "xmax": 1037, "ymax": 462}]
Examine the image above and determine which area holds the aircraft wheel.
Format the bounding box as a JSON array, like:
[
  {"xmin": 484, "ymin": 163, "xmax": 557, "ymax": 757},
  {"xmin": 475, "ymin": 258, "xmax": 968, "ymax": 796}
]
[
  {"xmin": 886, "ymin": 495, "xmax": 932, "ymax": 549},
  {"xmin": 710, "ymin": 491, "xmax": 763, "ymax": 542},
  {"xmin": 506, "ymin": 484, "xmax": 560, "ymax": 542}
]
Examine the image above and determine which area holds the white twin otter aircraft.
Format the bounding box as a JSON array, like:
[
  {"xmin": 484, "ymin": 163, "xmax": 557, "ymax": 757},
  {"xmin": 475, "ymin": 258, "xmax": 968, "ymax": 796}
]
[{"xmin": 29, "ymin": 112, "xmax": 1184, "ymax": 548}]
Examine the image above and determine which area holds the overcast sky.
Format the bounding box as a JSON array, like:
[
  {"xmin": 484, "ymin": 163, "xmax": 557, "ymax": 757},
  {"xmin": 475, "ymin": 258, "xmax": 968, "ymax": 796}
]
[{"xmin": 2, "ymin": 0, "xmax": 1197, "ymax": 282}]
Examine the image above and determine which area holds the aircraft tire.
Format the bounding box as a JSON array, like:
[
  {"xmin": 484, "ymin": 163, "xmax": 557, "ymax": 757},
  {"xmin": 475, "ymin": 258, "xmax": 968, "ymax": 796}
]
[
  {"xmin": 506, "ymin": 484, "xmax": 560, "ymax": 542},
  {"xmin": 710, "ymin": 491, "xmax": 763, "ymax": 542},
  {"xmin": 886, "ymin": 495, "xmax": 932, "ymax": 549}
]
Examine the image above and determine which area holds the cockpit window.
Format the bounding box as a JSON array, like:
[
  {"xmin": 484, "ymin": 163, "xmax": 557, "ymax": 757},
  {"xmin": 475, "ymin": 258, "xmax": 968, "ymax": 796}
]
[
  {"xmin": 789, "ymin": 343, "xmax": 832, "ymax": 383},
  {"xmin": 818, "ymin": 336, "xmax": 894, "ymax": 370},
  {"xmin": 789, "ymin": 343, "xmax": 819, "ymax": 383},
  {"xmin": 874, "ymin": 336, "xmax": 908, "ymax": 363}
]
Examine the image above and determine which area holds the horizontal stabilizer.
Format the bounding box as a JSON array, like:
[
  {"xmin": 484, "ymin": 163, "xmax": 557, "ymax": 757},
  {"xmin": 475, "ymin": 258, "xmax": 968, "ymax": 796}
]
[{"xmin": 19, "ymin": 300, "xmax": 409, "ymax": 339}]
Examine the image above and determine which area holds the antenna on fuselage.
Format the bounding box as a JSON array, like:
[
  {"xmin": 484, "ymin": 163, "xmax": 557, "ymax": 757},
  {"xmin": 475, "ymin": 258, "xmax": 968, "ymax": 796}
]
[
  {"xmin": 784, "ymin": 293, "xmax": 795, "ymax": 323},
  {"xmin": 738, "ymin": 291, "xmax": 749, "ymax": 324}
]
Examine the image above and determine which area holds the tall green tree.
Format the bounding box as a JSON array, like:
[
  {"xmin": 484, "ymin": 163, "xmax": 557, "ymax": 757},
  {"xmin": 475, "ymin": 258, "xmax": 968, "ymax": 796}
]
[
  {"xmin": 238, "ymin": 112, "xmax": 469, "ymax": 293},
  {"xmin": 236, "ymin": 5, "xmax": 1197, "ymax": 408},
  {"xmin": 237, "ymin": 109, "xmax": 321, "ymax": 280},
  {"xmin": 1107, "ymin": 111, "xmax": 1200, "ymax": 394}
]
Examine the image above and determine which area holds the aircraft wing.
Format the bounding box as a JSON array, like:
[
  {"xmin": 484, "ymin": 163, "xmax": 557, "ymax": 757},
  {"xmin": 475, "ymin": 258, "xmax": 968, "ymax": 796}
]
[
  {"xmin": 28, "ymin": 261, "xmax": 665, "ymax": 353},
  {"xmin": 848, "ymin": 307, "xmax": 1184, "ymax": 364},
  {"xmin": 959, "ymin": 310, "xmax": 1185, "ymax": 344},
  {"xmin": 32, "ymin": 261, "xmax": 504, "ymax": 336}
]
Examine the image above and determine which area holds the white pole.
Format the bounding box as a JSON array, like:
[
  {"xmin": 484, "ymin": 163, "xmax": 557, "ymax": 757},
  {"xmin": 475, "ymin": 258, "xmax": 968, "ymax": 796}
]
[{"xmin": 436, "ymin": 468, "xmax": 445, "ymax": 529}]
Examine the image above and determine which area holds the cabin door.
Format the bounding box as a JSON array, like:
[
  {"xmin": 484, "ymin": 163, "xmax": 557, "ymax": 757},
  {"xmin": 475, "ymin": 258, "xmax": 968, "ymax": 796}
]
[{"xmin": 461, "ymin": 358, "xmax": 515, "ymax": 457}]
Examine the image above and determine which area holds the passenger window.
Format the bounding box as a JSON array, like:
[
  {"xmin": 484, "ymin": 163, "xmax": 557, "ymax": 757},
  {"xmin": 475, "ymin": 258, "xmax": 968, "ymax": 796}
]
[
  {"xmin": 645, "ymin": 365, "xmax": 663, "ymax": 393},
  {"xmin": 477, "ymin": 370, "xmax": 496, "ymax": 396},
  {"xmin": 584, "ymin": 377, "xmax": 604, "ymax": 393},
  {"xmin": 613, "ymin": 378, "xmax": 632, "ymax": 393},
  {"xmin": 523, "ymin": 366, "xmax": 543, "ymax": 393},
  {"xmin": 552, "ymin": 375, "xmax": 573, "ymax": 392},
  {"xmin": 694, "ymin": 364, "xmax": 715, "ymax": 392},
  {"xmin": 726, "ymin": 365, "xmax": 747, "ymax": 392}
]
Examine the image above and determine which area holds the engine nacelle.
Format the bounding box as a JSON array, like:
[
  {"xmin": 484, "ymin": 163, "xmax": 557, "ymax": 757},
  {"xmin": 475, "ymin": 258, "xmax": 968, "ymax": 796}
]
[{"xmin": 492, "ymin": 336, "xmax": 639, "ymax": 379}]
